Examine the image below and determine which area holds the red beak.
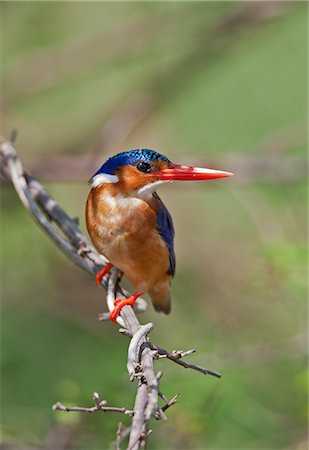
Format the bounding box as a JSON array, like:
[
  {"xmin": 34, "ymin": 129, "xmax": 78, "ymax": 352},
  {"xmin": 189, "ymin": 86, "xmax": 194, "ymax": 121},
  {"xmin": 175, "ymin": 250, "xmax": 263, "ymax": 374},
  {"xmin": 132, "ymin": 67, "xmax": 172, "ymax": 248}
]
[{"xmin": 155, "ymin": 164, "xmax": 234, "ymax": 181}]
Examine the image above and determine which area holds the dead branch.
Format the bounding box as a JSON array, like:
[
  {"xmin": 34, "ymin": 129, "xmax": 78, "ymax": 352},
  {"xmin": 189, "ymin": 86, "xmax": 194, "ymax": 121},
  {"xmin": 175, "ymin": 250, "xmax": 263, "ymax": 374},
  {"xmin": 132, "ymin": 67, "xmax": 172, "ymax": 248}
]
[
  {"xmin": 150, "ymin": 343, "xmax": 221, "ymax": 378},
  {"xmin": 118, "ymin": 328, "xmax": 221, "ymax": 378},
  {"xmin": 53, "ymin": 393, "xmax": 134, "ymax": 416},
  {"xmin": 0, "ymin": 136, "xmax": 220, "ymax": 449}
]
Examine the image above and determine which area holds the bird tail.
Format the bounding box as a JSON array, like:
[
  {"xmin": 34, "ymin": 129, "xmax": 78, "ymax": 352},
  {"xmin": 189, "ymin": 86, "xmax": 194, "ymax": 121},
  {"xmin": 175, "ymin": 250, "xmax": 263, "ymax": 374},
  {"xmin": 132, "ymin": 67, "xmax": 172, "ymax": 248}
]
[{"xmin": 149, "ymin": 277, "xmax": 171, "ymax": 314}]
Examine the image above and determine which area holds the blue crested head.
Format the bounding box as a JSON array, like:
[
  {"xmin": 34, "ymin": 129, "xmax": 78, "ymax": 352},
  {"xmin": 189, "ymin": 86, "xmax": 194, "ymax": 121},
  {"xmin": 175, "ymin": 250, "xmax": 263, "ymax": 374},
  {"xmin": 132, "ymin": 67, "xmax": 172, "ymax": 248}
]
[{"xmin": 93, "ymin": 149, "xmax": 171, "ymax": 177}]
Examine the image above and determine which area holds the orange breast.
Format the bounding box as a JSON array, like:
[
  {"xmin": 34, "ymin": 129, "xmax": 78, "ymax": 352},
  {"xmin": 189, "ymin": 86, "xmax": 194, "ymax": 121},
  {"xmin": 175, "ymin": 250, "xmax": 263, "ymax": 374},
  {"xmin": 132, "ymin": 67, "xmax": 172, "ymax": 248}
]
[{"xmin": 86, "ymin": 185, "xmax": 170, "ymax": 294}]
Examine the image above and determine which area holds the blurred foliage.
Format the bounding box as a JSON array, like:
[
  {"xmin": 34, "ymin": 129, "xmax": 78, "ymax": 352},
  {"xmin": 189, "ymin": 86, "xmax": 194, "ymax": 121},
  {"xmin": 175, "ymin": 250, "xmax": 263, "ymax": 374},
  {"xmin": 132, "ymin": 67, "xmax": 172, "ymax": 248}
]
[{"xmin": 1, "ymin": 2, "xmax": 307, "ymax": 450}]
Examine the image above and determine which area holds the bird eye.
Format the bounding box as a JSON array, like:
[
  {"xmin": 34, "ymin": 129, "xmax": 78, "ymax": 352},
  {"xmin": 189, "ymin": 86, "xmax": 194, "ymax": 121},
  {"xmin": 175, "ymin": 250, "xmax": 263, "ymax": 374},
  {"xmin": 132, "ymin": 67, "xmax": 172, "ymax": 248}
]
[{"xmin": 136, "ymin": 161, "xmax": 152, "ymax": 173}]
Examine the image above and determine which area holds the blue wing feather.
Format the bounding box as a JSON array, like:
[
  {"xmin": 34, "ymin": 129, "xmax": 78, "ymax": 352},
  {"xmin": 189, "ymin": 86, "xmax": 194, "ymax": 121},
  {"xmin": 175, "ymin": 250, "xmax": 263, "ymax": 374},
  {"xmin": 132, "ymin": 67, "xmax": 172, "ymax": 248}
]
[{"xmin": 154, "ymin": 193, "xmax": 175, "ymax": 276}]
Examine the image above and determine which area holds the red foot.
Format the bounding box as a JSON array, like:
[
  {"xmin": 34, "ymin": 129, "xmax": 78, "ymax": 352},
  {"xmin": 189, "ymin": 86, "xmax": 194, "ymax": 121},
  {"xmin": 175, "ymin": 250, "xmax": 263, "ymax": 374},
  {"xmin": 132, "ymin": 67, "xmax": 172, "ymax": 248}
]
[
  {"xmin": 110, "ymin": 291, "xmax": 144, "ymax": 322},
  {"xmin": 96, "ymin": 263, "xmax": 113, "ymax": 286}
]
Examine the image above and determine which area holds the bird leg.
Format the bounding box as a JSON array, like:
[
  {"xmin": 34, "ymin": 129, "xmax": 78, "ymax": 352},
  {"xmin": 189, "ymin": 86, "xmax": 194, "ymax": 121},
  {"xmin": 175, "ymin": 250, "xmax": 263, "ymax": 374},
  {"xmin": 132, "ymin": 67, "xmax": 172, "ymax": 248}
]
[
  {"xmin": 110, "ymin": 291, "xmax": 144, "ymax": 322},
  {"xmin": 96, "ymin": 262, "xmax": 113, "ymax": 286}
]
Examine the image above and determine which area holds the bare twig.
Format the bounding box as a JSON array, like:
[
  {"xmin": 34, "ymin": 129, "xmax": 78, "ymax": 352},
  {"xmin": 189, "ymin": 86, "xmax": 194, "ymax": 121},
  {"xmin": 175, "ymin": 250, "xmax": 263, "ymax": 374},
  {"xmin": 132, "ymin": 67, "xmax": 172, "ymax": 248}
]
[
  {"xmin": 150, "ymin": 343, "xmax": 221, "ymax": 378},
  {"xmin": 53, "ymin": 393, "xmax": 134, "ymax": 416},
  {"xmin": 116, "ymin": 422, "xmax": 123, "ymax": 450},
  {"xmin": 161, "ymin": 394, "xmax": 179, "ymax": 413},
  {"xmin": 113, "ymin": 423, "xmax": 131, "ymax": 450},
  {"xmin": 119, "ymin": 325, "xmax": 221, "ymax": 378},
  {"xmin": 0, "ymin": 136, "xmax": 221, "ymax": 449}
]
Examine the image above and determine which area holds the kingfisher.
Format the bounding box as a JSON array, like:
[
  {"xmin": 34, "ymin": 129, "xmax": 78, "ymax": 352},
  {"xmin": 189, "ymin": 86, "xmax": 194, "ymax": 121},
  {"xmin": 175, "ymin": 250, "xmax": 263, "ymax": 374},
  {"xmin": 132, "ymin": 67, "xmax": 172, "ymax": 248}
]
[{"xmin": 86, "ymin": 149, "xmax": 233, "ymax": 322}]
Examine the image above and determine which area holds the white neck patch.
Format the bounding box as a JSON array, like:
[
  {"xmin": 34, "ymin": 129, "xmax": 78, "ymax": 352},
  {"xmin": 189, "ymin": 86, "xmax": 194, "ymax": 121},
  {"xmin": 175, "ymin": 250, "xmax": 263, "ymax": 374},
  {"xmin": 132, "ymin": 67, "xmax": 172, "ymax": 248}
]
[
  {"xmin": 137, "ymin": 180, "xmax": 170, "ymax": 198},
  {"xmin": 91, "ymin": 173, "xmax": 119, "ymax": 188}
]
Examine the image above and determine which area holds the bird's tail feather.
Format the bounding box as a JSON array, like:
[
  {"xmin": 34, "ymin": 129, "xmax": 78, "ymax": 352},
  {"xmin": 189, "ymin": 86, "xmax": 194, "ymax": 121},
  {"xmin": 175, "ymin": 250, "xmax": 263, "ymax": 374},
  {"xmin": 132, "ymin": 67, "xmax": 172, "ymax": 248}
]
[{"xmin": 149, "ymin": 278, "xmax": 171, "ymax": 314}]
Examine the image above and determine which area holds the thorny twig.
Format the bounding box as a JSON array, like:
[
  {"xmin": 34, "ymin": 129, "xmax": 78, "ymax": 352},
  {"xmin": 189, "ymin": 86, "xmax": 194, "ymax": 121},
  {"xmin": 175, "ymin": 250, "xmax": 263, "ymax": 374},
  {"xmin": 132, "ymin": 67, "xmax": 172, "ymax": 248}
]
[{"xmin": 0, "ymin": 136, "xmax": 221, "ymax": 449}]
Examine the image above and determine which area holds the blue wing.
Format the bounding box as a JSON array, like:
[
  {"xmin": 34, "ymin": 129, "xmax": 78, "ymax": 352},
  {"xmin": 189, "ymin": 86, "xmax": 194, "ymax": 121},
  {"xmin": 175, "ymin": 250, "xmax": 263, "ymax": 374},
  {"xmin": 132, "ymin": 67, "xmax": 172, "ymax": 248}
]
[{"xmin": 154, "ymin": 193, "xmax": 175, "ymax": 276}]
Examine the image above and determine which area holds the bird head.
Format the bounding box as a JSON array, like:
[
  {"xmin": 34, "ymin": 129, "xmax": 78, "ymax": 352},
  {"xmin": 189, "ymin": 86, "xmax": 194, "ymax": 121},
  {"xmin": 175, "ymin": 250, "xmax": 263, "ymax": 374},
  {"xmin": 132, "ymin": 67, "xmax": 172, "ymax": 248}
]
[{"xmin": 90, "ymin": 149, "xmax": 233, "ymax": 196}]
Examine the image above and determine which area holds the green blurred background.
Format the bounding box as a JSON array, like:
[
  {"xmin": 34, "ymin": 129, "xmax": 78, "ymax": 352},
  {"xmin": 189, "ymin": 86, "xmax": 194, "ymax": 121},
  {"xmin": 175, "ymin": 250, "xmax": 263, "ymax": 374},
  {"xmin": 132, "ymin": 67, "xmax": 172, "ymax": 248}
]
[{"xmin": 1, "ymin": 2, "xmax": 307, "ymax": 449}]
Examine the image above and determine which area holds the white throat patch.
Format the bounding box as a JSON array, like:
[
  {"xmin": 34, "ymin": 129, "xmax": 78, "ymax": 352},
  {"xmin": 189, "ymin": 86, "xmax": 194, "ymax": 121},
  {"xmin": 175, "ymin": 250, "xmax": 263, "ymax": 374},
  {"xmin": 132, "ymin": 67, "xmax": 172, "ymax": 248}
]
[
  {"xmin": 91, "ymin": 173, "xmax": 119, "ymax": 188},
  {"xmin": 137, "ymin": 180, "xmax": 170, "ymax": 198}
]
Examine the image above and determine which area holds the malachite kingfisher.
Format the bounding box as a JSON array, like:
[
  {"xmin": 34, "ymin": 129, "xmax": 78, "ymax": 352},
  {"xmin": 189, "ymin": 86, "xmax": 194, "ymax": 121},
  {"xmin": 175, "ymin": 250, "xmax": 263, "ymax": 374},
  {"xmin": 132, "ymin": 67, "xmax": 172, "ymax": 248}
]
[{"xmin": 86, "ymin": 149, "xmax": 233, "ymax": 322}]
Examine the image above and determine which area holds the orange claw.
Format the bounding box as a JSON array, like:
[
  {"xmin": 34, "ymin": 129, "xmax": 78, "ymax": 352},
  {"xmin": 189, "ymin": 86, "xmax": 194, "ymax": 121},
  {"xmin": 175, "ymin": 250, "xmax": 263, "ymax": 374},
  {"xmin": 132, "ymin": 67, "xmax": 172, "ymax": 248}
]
[
  {"xmin": 110, "ymin": 291, "xmax": 144, "ymax": 322},
  {"xmin": 96, "ymin": 263, "xmax": 113, "ymax": 286}
]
